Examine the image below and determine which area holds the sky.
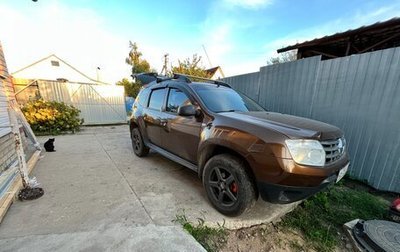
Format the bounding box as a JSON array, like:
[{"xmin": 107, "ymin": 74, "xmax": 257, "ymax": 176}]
[{"xmin": 1, "ymin": 0, "xmax": 399, "ymax": 84}]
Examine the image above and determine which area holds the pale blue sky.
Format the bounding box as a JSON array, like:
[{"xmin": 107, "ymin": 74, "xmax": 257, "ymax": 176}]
[{"xmin": 1, "ymin": 0, "xmax": 399, "ymax": 83}]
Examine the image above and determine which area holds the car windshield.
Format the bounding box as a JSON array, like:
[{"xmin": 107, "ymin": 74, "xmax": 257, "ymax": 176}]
[{"xmin": 192, "ymin": 84, "xmax": 266, "ymax": 113}]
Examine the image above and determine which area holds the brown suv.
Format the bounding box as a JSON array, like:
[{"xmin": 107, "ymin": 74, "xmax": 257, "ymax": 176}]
[{"xmin": 129, "ymin": 74, "xmax": 350, "ymax": 216}]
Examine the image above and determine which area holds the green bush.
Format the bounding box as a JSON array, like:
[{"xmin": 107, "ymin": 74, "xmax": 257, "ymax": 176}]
[{"xmin": 22, "ymin": 99, "xmax": 83, "ymax": 135}]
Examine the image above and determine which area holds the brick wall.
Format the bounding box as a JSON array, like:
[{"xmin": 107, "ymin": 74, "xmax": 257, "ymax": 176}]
[
  {"xmin": 0, "ymin": 42, "xmax": 11, "ymax": 138},
  {"xmin": 0, "ymin": 42, "xmax": 14, "ymax": 100},
  {"xmin": 0, "ymin": 133, "xmax": 17, "ymax": 173},
  {"xmin": 0, "ymin": 41, "xmax": 16, "ymax": 175},
  {"xmin": 0, "ymin": 41, "xmax": 20, "ymax": 197}
]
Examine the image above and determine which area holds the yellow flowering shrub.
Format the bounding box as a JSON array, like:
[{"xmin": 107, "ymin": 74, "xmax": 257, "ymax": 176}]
[{"xmin": 22, "ymin": 99, "xmax": 83, "ymax": 134}]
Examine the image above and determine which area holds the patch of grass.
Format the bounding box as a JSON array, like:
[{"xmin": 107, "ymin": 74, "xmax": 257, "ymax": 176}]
[
  {"xmin": 281, "ymin": 180, "xmax": 389, "ymax": 251},
  {"xmin": 174, "ymin": 213, "xmax": 227, "ymax": 252}
]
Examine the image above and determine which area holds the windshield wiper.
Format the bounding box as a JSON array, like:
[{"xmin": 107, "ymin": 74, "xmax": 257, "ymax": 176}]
[{"xmin": 215, "ymin": 110, "xmax": 237, "ymax": 113}]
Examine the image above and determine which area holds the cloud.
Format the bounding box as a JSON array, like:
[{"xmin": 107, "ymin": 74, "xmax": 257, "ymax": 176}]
[
  {"xmin": 2, "ymin": 0, "xmax": 398, "ymax": 83},
  {"xmin": 0, "ymin": 1, "xmax": 219, "ymax": 82},
  {"xmin": 0, "ymin": 0, "xmax": 272, "ymax": 82},
  {"xmin": 264, "ymin": 4, "xmax": 400, "ymax": 58},
  {"xmin": 223, "ymin": 0, "xmax": 273, "ymax": 9},
  {"xmin": 197, "ymin": 0, "xmax": 273, "ymax": 75},
  {"xmin": 218, "ymin": 3, "xmax": 400, "ymax": 77},
  {"xmin": 199, "ymin": 21, "xmax": 235, "ymax": 68},
  {"xmin": 0, "ymin": 1, "xmax": 131, "ymax": 84}
]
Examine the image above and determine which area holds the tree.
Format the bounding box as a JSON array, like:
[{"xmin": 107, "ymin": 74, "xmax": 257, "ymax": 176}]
[
  {"xmin": 267, "ymin": 50, "xmax": 297, "ymax": 65},
  {"xmin": 171, "ymin": 54, "xmax": 211, "ymax": 79},
  {"xmin": 125, "ymin": 41, "xmax": 151, "ymax": 74},
  {"xmin": 120, "ymin": 41, "xmax": 153, "ymax": 97},
  {"xmin": 116, "ymin": 78, "xmax": 141, "ymax": 98}
]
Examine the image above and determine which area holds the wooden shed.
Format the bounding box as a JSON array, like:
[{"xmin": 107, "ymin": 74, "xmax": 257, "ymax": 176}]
[{"xmin": 278, "ymin": 18, "xmax": 400, "ymax": 60}]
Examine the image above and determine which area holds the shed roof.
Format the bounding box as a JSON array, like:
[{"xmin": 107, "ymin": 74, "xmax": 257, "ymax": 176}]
[{"xmin": 278, "ymin": 18, "xmax": 400, "ymax": 55}]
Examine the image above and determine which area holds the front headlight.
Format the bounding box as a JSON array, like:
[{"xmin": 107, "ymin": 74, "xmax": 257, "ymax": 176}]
[{"xmin": 285, "ymin": 139, "xmax": 326, "ymax": 166}]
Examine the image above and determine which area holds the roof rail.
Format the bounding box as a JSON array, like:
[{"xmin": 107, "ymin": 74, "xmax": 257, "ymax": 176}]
[
  {"xmin": 132, "ymin": 72, "xmax": 231, "ymax": 88},
  {"xmin": 172, "ymin": 73, "xmax": 231, "ymax": 88}
]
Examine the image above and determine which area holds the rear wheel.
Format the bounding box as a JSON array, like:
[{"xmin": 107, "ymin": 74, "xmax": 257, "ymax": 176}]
[
  {"xmin": 131, "ymin": 128, "xmax": 149, "ymax": 157},
  {"xmin": 203, "ymin": 154, "xmax": 256, "ymax": 216}
]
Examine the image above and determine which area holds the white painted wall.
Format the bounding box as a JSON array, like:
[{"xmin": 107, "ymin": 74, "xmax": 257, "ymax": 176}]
[
  {"xmin": 13, "ymin": 55, "xmax": 96, "ymax": 83},
  {"xmin": 212, "ymin": 70, "xmax": 224, "ymax": 80}
]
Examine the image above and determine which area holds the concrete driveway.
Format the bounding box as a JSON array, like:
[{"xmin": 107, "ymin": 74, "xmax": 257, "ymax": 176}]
[{"xmin": 0, "ymin": 125, "xmax": 297, "ymax": 251}]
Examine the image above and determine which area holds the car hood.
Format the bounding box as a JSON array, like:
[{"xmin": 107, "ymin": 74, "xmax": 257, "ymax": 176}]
[{"xmin": 219, "ymin": 111, "xmax": 342, "ymax": 140}]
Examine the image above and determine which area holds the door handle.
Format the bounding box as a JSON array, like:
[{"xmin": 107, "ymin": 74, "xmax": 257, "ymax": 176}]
[{"xmin": 160, "ymin": 119, "xmax": 167, "ymax": 127}]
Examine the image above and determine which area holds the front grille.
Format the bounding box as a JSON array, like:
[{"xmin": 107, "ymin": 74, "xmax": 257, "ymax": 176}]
[{"xmin": 321, "ymin": 138, "xmax": 345, "ymax": 164}]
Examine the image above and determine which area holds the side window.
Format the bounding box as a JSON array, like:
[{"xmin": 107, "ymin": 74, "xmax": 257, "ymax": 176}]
[
  {"xmin": 148, "ymin": 88, "xmax": 166, "ymax": 110},
  {"xmin": 136, "ymin": 88, "xmax": 150, "ymax": 107},
  {"xmin": 166, "ymin": 88, "xmax": 192, "ymax": 113}
]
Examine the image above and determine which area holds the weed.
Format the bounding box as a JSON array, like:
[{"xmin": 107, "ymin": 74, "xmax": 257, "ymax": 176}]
[
  {"xmin": 281, "ymin": 181, "xmax": 389, "ymax": 251},
  {"xmin": 174, "ymin": 212, "xmax": 227, "ymax": 252},
  {"xmin": 289, "ymin": 240, "xmax": 304, "ymax": 252}
]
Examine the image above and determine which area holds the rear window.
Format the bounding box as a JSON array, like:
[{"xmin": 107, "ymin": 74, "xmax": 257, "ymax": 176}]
[{"xmin": 148, "ymin": 88, "xmax": 166, "ymax": 110}]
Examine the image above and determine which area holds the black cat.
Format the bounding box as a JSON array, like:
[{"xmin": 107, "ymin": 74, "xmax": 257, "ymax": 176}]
[{"xmin": 44, "ymin": 138, "xmax": 56, "ymax": 152}]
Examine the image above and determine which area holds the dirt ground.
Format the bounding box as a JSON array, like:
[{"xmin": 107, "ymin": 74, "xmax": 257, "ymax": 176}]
[
  {"xmin": 218, "ymin": 223, "xmax": 354, "ymax": 252},
  {"xmin": 214, "ymin": 179, "xmax": 398, "ymax": 252}
]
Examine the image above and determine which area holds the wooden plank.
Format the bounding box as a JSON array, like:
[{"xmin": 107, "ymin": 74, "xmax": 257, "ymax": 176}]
[
  {"xmin": 309, "ymin": 50, "xmax": 338, "ymax": 59},
  {"xmin": 0, "ymin": 150, "xmax": 41, "ymax": 223},
  {"xmin": 359, "ymin": 33, "xmax": 400, "ymax": 53},
  {"xmin": 345, "ymin": 40, "xmax": 352, "ymax": 56}
]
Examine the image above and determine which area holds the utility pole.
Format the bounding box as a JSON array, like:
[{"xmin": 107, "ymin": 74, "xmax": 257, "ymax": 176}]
[
  {"xmin": 161, "ymin": 53, "xmax": 169, "ymax": 75},
  {"xmin": 96, "ymin": 67, "xmax": 101, "ymax": 82},
  {"xmin": 202, "ymin": 44, "xmax": 213, "ymax": 68}
]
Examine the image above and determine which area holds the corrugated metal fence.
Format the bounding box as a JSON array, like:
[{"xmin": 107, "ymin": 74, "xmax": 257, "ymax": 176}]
[
  {"xmin": 38, "ymin": 81, "xmax": 127, "ymax": 125},
  {"xmin": 223, "ymin": 47, "xmax": 400, "ymax": 193}
]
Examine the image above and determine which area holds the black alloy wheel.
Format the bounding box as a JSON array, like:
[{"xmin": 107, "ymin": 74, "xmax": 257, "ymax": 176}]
[
  {"xmin": 131, "ymin": 127, "xmax": 149, "ymax": 157},
  {"xmin": 208, "ymin": 166, "xmax": 239, "ymax": 207},
  {"xmin": 203, "ymin": 154, "xmax": 256, "ymax": 216}
]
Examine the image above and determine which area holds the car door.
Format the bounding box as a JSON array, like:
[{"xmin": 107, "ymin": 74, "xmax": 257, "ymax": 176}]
[
  {"xmin": 160, "ymin": 87, "xmax": 202, "ymax": 163},
  {"xmin": 143, "ymin": 88, "xmax": 167, "ymax": 147}
]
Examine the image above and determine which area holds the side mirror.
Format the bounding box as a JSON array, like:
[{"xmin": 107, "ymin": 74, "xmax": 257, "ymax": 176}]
[{"xmin": 178, "ymin": 104, "xmax": 197, "ymax": 117}]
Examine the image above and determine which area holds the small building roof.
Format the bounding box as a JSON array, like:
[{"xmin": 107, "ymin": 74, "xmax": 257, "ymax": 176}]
[
  {"xmin": 12, "ymin": 54, "xmax": 109, "ymax": 84},
  {"xmin": 205, "ymin": 66, "xmax": 225, "ymax": 79},
  {"xmin": 278, "ymin": 18, "xmax": 400, "ymax": 59},
  {"xmin": 205, "ymin": 66, "xmax": 220, "ymax": 76}
]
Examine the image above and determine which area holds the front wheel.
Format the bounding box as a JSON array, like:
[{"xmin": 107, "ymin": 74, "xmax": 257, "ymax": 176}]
[
  {"xmin": 131, "ymin": 128, "xmax": 149, "ymax": 157},
  {"xmin": 203, "ymin": 154, "xmax": 256, "ymax": 216}
]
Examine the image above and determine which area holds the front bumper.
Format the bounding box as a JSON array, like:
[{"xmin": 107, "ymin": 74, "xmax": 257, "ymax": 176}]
[{"xmin": 257, "ymin": 173, "xmax": 337, "ymax": 204}]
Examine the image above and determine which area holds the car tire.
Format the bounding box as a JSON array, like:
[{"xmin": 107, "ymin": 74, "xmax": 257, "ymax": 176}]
[
  {"xmin": 203, "ymin": 154, "xmax": 256, "ymax": 216},
  {"xmin": 131, "ymin": 127, "xmax": 149, "ymax": 157}
]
